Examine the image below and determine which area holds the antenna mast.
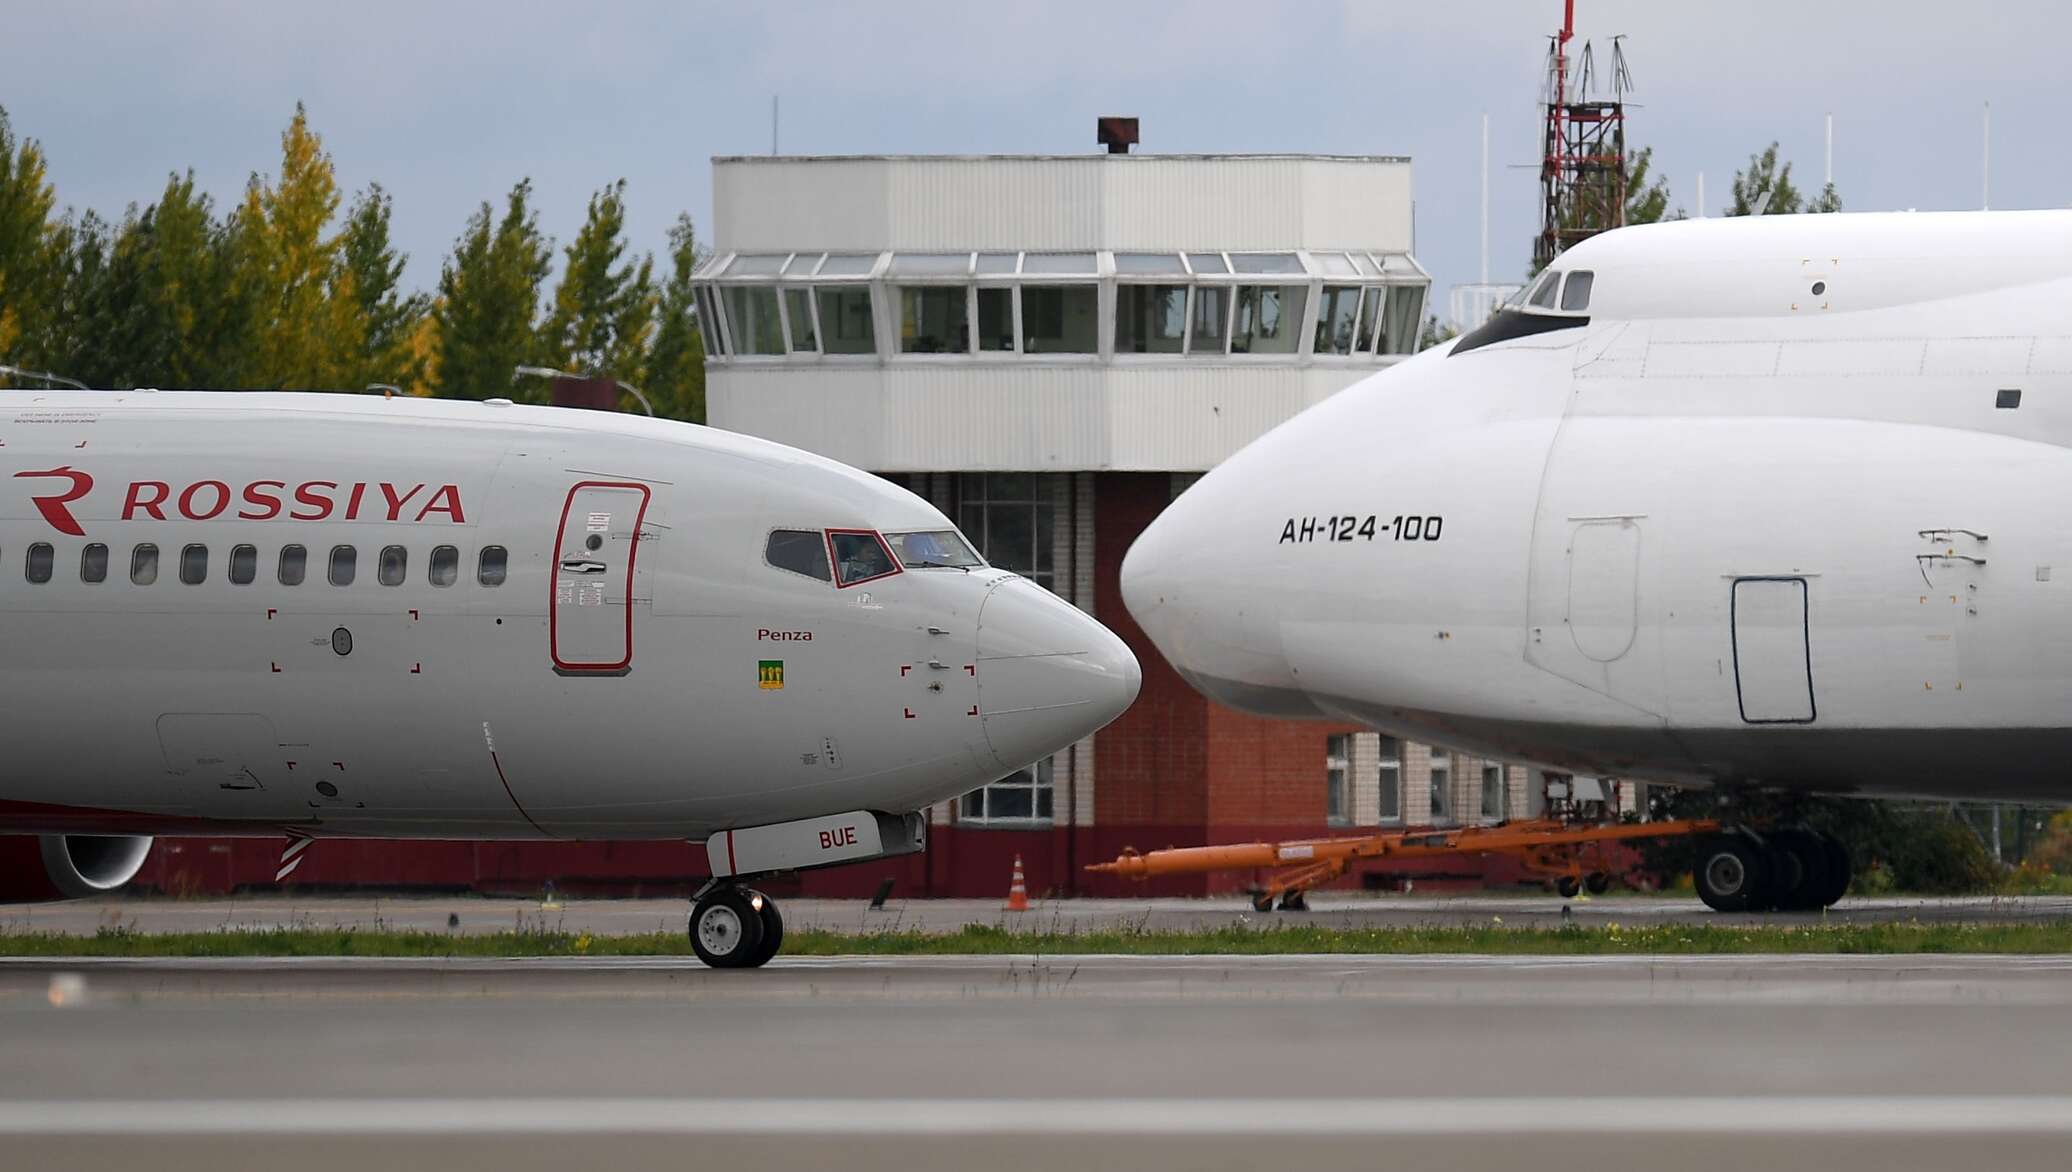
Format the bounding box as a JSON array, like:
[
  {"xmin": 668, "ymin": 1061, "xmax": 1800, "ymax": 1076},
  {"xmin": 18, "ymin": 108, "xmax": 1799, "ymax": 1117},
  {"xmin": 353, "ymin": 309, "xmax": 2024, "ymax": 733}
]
[{"xmin": 1535, "ymin": 1, "xmax": 1629, "ymax": 271}]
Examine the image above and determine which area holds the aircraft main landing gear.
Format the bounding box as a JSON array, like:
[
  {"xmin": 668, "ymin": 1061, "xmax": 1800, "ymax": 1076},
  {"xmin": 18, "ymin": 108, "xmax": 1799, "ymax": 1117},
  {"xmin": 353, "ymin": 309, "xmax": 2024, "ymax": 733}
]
[
  {"xmin": 1693, "ymin": 829, "xmax": 1852, "ymax": 913},
  {"xmin": 689, "ymin": 884, "xmax": 786, "ymax": 968}
]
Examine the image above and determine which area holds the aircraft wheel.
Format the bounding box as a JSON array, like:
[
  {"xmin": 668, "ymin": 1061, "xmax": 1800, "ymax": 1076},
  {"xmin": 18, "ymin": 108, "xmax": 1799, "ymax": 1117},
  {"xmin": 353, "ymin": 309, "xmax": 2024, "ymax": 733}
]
[
  {"xmin": 1693, "ymin": 835, "xmax": 1770, "ymax": 913},
  {"xmin": 1556, "ymin": 875, "xmax": 1582, "ymax": 899},
  {"xmin": 746, "ymin": 891, "xmax": 785, "ymax": 967},
  {"xmin": 1769, "ymin": 830, "xmax": 1829, "ymax": 912},
  {"xmin": 1816, "ymin": 833, "xmax": 1853, "ymax": 907},
  {"xmin": 1250, "ymin": 891, "xmax": 1275, "ymax": 913},
  {"xmin": 1584, "ymin": 872, "xmax": 1611, "ymax": 896},
  {"xmin": 1277, "ymin": 890, "xmax": 1309, "ymax": 912},
  {"xmin": 689, "ymin": 886, "xmax": 767, "ymax": 969}
]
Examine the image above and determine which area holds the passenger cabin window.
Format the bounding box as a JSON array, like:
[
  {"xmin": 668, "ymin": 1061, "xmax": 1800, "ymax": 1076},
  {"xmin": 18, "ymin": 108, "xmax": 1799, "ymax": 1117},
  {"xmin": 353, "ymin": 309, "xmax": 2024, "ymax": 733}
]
[
  {"xmin": 180, "ymin": 544, "xmax": 208, "ymax": 585},
  {"xmin": 130, "ymin": 544, "xmax": 159, "ymax": 586},
  {"xmin": 80, "ymin": 543, "xmax": 107, "ymax": 584},
  {"xmin": 1560, "ymin": 270, "xmax": 1594, "ymax": 312},
  {"xmin": 229, "ymin": 544, "xmax": 257, "ymax": 585},
  {"xmin": 279, "ymin": 544, "xmax": 307, "ymax": 586},
  {"xmin": 829, "ymin": 530, "xmax": 898, "ymax": 587},
  {"xmin": 329, "ymin": 545, "xmax": 356, "ymax": 587},
  {"xmin": 25, "ymin": 543, "xmax": 52, "ymax": 584},
  {"xmin": 379, "ymin": 545, "xmax": 407, "ymax": 587},
  {"xmin": 478, "ymin": 545, "xmax": 508, "ymax": 587},
  {"xmin": 429, "ymin": 545, "xmax": 459, "ymax": 587},
  {"xmin": 765, "ymin": 529, "xmax": 832, "ymax": 582}
]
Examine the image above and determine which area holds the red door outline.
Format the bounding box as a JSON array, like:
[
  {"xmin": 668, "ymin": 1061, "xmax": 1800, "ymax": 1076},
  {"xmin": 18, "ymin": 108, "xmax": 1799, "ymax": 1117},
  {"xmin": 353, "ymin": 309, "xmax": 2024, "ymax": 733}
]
[{"xmin": 550, "ymin": 481, "xmax": 651, "ymax": 674}]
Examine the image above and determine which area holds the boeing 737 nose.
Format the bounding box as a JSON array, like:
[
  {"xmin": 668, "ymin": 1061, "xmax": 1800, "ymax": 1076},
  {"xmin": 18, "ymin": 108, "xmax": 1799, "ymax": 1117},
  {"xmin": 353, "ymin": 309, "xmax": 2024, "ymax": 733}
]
[{"xmin": 975, "ymin": 576, "xmax": 1141, "ymax": 770}]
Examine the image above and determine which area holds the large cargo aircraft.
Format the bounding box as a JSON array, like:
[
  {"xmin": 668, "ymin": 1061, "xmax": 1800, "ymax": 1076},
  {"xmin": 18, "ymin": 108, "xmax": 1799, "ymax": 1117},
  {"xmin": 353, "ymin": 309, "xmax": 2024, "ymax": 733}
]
[
  {"xmin": 1123, "ymin": 209, "xmax": 2072, "ymax": 912},
  {"xmin": 0, "ymin": 390, "xmax": 1139, "ymax": 966}
]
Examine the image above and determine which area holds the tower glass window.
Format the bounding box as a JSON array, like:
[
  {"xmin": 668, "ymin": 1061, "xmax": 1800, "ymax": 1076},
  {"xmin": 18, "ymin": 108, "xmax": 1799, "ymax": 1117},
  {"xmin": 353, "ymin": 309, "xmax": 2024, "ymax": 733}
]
[
  {"xmin": 1021, "ymin": 286, "xmax": 1097, "ymax": 353},
  {"xmin": 957, "ymin": 473, "xmax": 1054, "ymax": 591},
  {"xmin": 722, "ymin": 285, "xmax": 784, "ymax": 355},
  {"xmin": 1115, "ymin": 285, "xmax": 1187, "ymax": 354},
  {"xmin": 1231, "ymin": 285, "xmax": 1307, "ymax": 354},
  {"xmin": 898, "ymin": 286, "xmax": 968, "ymax": 354},
  {"xmin": 1188, "ymin": 286, "xmax": 1230, "ymax": 354},
  {"xmin": 1313, "ymin": 286, "xmax": 1362, "ymax": 355},
  {"xmin": 816, "ymin": 287, "xmax": 875, "ymax": 354}
]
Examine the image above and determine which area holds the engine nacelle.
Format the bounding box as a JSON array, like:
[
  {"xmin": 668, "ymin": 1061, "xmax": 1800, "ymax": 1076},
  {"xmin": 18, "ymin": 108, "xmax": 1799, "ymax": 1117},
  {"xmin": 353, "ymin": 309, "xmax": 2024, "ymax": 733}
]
[{"xmin": 0, "ymin": 834, "xmax": 154, "ymax": 902}]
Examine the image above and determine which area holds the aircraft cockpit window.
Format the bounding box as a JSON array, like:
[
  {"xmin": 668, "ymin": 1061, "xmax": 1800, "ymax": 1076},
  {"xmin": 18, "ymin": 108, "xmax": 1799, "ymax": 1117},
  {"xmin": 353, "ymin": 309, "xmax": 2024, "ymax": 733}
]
[
  {"xmin": 829, "ymin": 529, "xmax": 900, "ymax": 587},
  {"xmin": 379, "ymin": 545, "xmax": 408, "ymax": 587},
  {"xmin": 230, "ymin": 544, "xmax": 257, "ymax": 585},
  {"xmin": 1560, "ymin": 270, "xmax": 1594, "ymax": 312},
  {"xmin": 1526, "ymin": 269, "xmax": 1560, "ymax": 309},
  {"xmin": 179, "ymin": 544, "xmax": 208, "ymax": 585},
  {"xmin": 130, "ymin": 544, "xmax": 159, "ymax": 586},
  {"xmin": 429, "ymin": 545, "xmax": 459, "ymax": 587},
  {"xmin": 477, "ymin": 546, "xmax": 508, "ymax": 587},
  {"xmin": 329, "ymin": 545, "xmax": 356, "ymax": 587},
  {"xmin": 765, "ymin": 529, "xmax": 832, "ymax": 582},
  {"xmin": 25, "ymin": 543, "xmax": 52, "ymax": 584},
  {"xmin": 80, "ymin": 543, "xmax": 107, "ymax": 584},
  {"xmin": 279, "ymin": 544, "xmax": 307, "ymax": 586},
  {"xmin": 887, "ymin": 529, "xmax": 984, "ymax": 569}
]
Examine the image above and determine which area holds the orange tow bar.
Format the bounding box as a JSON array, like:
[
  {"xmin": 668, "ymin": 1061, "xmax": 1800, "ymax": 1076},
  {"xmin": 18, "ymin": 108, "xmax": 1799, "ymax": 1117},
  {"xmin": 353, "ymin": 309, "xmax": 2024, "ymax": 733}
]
[{"xmin": 1088, "ymin": 817, "xmax": 1720, "ymax": 910}]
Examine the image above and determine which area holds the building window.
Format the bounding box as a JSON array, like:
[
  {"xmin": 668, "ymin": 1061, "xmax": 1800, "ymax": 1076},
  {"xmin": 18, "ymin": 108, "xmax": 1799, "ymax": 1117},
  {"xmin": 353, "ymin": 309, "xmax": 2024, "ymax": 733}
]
[
  {"xmin": 1115, "ymin": 284, "xmax": 1186, "ymax": 353},
  {"xmin": 816, "ymin": 286, "xmax": 876, "ymax": 354},
  {"xmin": 976, "ymin": 287, "xmax": 1014, "ymax": 352},
  {"xmin": 695, "ymin": 287, "xmax": 727, "ymax": 356},
  {"xmin": 1021, "ymin": 286, "xmax": 1097, "ymax": 353},
  {"xmin": 1188, "ymin": 286, "xmax": 1230, "ymax": 354},
  {"xmin": 1378, "ymin": 735, "xmax": 1402, "ymax": 822},
  {"xmin": 957, "ymin": 473, "xmax": 1054, "ymax": 590},
  {"xmin": 1429, "ymin": 750, "xmax": 1452, "ymax": 823},
  {"xmin": 1325, "ymin": 734, "xmax": 1351, "ymax": 826},
  {"xmin": 1231, "ymin": 285, "xmax": 1307, "ymax": 355},
  {"xmin": 961, "ymin": 756, "xmax": 1054, "ymax": 824},
  {"xmin": 1313, "ymin": 286, "xmax": 1362, "ymax": 355},
  {"xmin": 1383, "ymin": 285, "xmax": 1424, "ymax": 355},
  {"xmin": 898, "ymin": 286, "xmax": 968, "ymax": 354},
  {"xmin": 722, "ymin": 285, "xmax": 784, "ymax": 355},
  {"xmin": 1482, "ymin": 764, "xmax": 1506, "ymax": 821},
  {"xmin": 783, "ymin": 288, "xmax": 818, "ymax": 353},
  {"xmin": 1356, "ymin": 288, "xmax": 1382, "ymax": 352}
]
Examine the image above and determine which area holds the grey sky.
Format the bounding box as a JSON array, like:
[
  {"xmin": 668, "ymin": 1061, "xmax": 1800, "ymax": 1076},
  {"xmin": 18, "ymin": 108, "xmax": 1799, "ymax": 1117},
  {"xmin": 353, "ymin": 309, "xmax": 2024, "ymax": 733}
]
[{"xmin": 8, "ymin": 1, "xmax": 2068, "ymax": 321}]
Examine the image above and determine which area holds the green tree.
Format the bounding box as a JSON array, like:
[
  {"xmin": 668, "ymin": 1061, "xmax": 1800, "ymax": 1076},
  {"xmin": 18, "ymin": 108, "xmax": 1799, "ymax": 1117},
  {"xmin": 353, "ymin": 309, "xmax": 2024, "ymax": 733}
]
[
  {"xmin": 434, "ymin": 179, "xmax": 552, "ymax": 399},
  {"xmin": 1728, "ymin": 142, "xmax": 1841, "ymax": 216},
  {"xmin": 339, "ymin": 182, "xmax": 430, "ymax": 390},
  {"xmin": 0, "ymin": 106, "xmax": 59, "ymax": 363},
  {"xmin": 644, "ymin": 212, "xmax": 707, "ymax": 422},
  {"xmin": 1624, "ymin": 145, "xmax": 1676, "ymax": 225},
  {"xmin": 238, "ymin": 104, "xmax": 362, "ymax": 388},
  {"xmin": 540, "ymin": 180, "xmax": 656, "ymax": 397}
]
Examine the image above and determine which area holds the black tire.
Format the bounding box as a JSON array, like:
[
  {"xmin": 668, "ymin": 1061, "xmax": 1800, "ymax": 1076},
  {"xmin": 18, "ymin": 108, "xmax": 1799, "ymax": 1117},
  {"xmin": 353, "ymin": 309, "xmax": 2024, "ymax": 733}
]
[
  {"xmin": 1556, "ymin": 876, "xmax": 1582, "ymax": 899},
  {"xmin": 1584, "ymin": 872, "xmax": 1611, "ymax": 895},
  {"xmin": 1277, "ymin": 891, "xmax": 1309, "ymax": 912},
  {"xmin": 1817, "ymin": 834, "xmax": 1853, "ymax": 907},
  {"xmin": 689, "ymin": 887, "xmax": 766, "ymax": 969},
  {"xmin": 1769, "ymin": 830, "xmax": 1829, "ymax": 912},
  {"xmin": 745, "ymin": 892, "xmax": 785, "ymax": 968},
  {"xmin": 1250, "ymin": 891, "xmax": 1275, "ymax": 913},
  {"xmin": 1693, "ymin": 835, "xmax": 1770, "ymax": 913}
]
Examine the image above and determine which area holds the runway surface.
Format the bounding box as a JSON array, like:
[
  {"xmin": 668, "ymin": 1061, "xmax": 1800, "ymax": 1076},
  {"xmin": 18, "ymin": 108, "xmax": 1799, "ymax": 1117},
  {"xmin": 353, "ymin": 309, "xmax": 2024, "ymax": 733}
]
[
  {"xmin": 3, "ymin": 951, "xmax": 2070, "ymax": 1170},
  {"xmin": 8, "ymin": 890, "xmax": 2072, "ymax": 936}
]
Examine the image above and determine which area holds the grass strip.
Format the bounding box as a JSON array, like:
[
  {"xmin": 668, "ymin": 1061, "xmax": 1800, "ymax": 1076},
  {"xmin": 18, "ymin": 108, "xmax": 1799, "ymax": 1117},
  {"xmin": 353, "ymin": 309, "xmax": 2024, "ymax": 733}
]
[{"xmin": 2, "ymin": 920, "xmax": 2071, "ymax": 957}]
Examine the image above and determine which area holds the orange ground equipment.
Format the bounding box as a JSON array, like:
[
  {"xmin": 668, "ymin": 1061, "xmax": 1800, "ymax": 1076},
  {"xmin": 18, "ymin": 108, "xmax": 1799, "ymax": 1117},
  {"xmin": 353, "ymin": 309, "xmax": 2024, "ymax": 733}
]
[
  {"xmin": 1004, "ymin": 853, "xmax": 1030, "ymax": 911},
  {"xmin": 1088, "ymin": 816, "xmax": 1719, "ymax": 911}
]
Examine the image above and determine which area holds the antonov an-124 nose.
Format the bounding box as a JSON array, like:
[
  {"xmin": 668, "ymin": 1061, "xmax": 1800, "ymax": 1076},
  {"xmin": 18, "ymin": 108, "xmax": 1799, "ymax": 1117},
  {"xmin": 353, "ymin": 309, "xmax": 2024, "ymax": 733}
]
[{"xmin": 975, "ymin": 576, "xmax": 1141, "ymax": 770}]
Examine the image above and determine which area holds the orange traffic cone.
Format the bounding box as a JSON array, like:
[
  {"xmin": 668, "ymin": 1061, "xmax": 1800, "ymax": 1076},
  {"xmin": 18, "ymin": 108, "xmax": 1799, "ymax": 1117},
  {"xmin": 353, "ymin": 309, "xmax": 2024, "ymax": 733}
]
[{"xmin": 1004, "ymin": 854, "xmax": 1030, "ymax": 912}]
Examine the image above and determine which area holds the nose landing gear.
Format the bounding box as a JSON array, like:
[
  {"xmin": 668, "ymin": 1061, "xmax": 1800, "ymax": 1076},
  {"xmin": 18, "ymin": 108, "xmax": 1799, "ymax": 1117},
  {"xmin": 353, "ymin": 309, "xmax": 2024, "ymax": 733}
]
[{"xmin": 689, "ymin": 884, "xmax": 787, "ymax": 968}]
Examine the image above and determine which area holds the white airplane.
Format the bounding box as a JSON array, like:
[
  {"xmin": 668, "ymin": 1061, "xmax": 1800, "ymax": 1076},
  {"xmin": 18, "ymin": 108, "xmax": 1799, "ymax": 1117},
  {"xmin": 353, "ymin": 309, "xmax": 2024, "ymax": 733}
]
[
  {"xmin": 1123, "ymin": 209, "xmax": 2072, "ymax": 914},
  {"xmin": 0, "ymin": 389, "xmax": 1139, "ymax": 966}
]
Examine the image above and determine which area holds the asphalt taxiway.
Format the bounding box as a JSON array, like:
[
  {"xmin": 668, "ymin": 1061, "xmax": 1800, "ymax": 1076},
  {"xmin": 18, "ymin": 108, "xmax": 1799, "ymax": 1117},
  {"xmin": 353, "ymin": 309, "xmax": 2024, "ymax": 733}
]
[{"xmin": 3, "ymin": 951, "xmax": 2070, "ymax": 1171}]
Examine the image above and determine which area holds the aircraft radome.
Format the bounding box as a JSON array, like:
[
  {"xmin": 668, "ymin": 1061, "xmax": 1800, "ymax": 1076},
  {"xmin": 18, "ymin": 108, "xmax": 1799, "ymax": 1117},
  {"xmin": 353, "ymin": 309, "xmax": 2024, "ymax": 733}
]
[
  {"xmin": 0, "ymin": 389, "xmax": 1140, "ymax": 967},
  {"xmin": 1124, "ymin": 209, "xmax": 2072, "ymax": 913}
]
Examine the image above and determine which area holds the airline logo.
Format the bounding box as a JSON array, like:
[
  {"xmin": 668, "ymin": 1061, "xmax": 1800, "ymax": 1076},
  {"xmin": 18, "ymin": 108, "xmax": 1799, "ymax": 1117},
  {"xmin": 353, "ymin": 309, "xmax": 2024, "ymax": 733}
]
[{"xmin": 13, "ymin": 468, "xmax": 466, "ymax": 533}]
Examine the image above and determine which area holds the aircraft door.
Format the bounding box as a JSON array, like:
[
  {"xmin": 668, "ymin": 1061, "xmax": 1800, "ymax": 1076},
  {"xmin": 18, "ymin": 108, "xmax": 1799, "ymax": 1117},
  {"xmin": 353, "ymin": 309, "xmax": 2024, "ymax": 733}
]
[
  {"xmin": 551, "ymin": 481, "xmax": 651, "ymax": 675},
  {"xmin": 1731, "ymin": 577, "xmax": 1816, "ymax": 723}
]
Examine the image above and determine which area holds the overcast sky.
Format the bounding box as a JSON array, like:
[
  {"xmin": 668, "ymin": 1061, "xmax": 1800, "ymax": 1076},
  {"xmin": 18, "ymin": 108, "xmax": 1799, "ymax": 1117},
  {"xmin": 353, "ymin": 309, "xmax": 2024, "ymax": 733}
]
[{"xmin": 8, "ymin": 1, "xmax": 2067, "ymax": 322}]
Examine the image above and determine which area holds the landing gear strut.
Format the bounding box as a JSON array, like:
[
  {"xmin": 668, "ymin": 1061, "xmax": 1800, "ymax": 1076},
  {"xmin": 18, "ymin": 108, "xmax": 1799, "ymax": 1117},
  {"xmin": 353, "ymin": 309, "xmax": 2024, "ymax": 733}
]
[{"xmin": 689, "ymin": 885, "xmax": 786, "ymax": 968}]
